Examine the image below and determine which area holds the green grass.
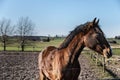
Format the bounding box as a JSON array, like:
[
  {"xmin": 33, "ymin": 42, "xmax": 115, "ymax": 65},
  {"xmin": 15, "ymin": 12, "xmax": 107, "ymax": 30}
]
[
  {"xmin": 83, "ymin": 53, "xmax": 114, "ymax": 79},
  {"xmin": 0, "ymin": 38, "xmax": 120, "ymax": 54},
  {"xmin": 107, "ymin": 38, "xmax": 120, "ymax": 44},
  {"xmin": 0, "ymin": 38, "xmax": 64, "ymax": 51},
  {"xmin": 112, "ymin": 48, "xmax": 120, "ymax": 55}
]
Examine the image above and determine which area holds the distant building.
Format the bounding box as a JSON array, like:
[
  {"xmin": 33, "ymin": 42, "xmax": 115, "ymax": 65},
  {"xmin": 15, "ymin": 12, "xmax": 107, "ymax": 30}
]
[{"xmin": 115, "ymin": 36, "xmax": 120, "ymax": 39}]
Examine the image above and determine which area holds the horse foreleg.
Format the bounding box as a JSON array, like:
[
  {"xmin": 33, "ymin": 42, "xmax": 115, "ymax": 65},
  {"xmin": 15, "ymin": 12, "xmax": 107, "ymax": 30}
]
[
  {"xmin": 40, "ymin": 70, "xmax": 50, "ymax": 80},
  {"xmin": 39, "ymin": 70, "xmax": 44, "ymax": 80},
  {"xmin": 40, "ymin": 70, "xmax": 48, "ymax": 80}
]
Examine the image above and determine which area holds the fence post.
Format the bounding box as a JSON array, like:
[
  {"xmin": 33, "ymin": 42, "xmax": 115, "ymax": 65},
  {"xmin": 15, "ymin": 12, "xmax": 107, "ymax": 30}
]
[
  {"xmin": 18, "ymin": 46, "xmax": 19, "ymax": 51},
  {"xmin": 96, "ymin": 53, "xmax": 98, "ymax": 66},
  {"xmin": 33, "ymin": 46, "xmax": 35, "ymax": 51},
  {"xmin": 103, "ymin": 57, "xmax": 106, "ymax": 72}
]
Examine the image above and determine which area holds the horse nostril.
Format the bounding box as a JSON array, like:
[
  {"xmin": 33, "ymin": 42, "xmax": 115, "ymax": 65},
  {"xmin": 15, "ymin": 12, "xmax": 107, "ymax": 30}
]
[
  {"xmin": 103, "ymin": 48, "xmax": 112, "ymax": 58},
  {"xmin": 107, "ymin": 53, "xmax": 111, "ymax": 58},
  {"xmin": 107, "ymin": 49, "xmax": 112, "ymax": 58}
]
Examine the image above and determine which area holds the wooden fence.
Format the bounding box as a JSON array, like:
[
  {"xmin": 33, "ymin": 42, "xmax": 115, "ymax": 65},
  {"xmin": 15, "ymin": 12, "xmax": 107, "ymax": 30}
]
[
  {"xmin": 87, "ymin": 50, "xmax": 120, "ymax": 78},
  {"xmin": 0, "ymin": 46, "xmax": 42, "ymax": 51}
]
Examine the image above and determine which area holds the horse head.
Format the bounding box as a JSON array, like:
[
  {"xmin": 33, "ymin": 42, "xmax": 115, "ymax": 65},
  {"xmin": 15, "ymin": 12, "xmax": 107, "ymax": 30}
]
[{"xmin": 83, "ymin": 18, "xmax": 112, "ymax": 58}]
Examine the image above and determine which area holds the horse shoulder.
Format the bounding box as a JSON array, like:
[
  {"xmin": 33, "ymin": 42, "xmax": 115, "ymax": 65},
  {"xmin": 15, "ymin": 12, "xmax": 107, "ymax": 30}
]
[
  {"xmin": 38, "ymin": 46, "xmax": 57, "ymax": 66},
  {"xmin": 38, "ymin": 46, "xmax": 59, "ymax": 79},
  {"xmin": 41, "ymin": 46, "xmax": 57, "ymax": 57}
]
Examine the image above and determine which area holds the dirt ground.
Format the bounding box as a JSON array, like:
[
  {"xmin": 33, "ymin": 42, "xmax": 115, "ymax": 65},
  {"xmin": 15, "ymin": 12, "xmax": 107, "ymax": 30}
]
[
  {"xmin": 0, "ymin": 52, "xmax": 117, "ymax": 80},
  {"xmin": 0, "ymin": 52, "xmax": 39, "ymax": 80}
]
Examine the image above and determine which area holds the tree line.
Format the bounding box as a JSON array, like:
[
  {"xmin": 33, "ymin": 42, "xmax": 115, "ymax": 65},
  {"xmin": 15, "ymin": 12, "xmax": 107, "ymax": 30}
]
[{"xmin": 0, "ymin": 17, "xmax": 35, "ymax": 51}]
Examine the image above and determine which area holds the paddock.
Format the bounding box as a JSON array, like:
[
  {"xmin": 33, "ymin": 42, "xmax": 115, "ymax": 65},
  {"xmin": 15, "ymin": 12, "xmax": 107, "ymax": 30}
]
[{"xmin": 0, "ymin": 51, "xmax": 119, "ymax": 80}]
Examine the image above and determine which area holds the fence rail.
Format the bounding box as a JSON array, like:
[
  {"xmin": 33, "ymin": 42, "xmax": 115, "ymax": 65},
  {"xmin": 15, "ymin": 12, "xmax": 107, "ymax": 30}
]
[
  {"xmin": 0, "ymin": 46, "xmax": 42, "ymax": 51},
  {"xmin": 85, "ymin": 50, "xmax": 120, "ymax": 78}
]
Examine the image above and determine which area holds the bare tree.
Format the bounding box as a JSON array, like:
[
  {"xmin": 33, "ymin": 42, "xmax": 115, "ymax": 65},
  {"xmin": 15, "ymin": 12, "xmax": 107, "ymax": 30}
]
[
  {"xmin": 16, "ymin": 17, "xmax": 35, "ymax": 51},
  {"xmin": 0, "ymin": 18, "xmax": 14, "ymax": 51}
]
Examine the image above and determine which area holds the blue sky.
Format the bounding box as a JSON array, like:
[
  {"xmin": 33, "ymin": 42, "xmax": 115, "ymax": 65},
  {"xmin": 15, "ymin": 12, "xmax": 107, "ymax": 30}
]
[{"xmin": 0, "ymin": 0, "xmax": 120, "ymax": 37}]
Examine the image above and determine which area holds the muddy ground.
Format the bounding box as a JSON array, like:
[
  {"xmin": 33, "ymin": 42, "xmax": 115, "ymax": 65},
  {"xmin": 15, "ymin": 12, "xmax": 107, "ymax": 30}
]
[{"xmin": 0, "ymin": 52, "xmax": 118, "ymax": 80}]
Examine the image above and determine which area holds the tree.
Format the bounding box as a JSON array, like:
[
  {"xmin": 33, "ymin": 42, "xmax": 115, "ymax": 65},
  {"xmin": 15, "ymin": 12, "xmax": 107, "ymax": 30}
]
[
  {"xmin": 0, "ymin": 18, "xmax": 14, "ymax": 51},
  {"xmin": 16, "ymin": 17, "xmax": 35, "ymax": 51}
]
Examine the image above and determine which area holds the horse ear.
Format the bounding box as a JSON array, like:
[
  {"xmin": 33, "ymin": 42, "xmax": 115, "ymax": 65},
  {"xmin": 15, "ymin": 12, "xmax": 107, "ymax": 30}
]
[
  {"xmin": 96, "ymin": 19, "xmax": 99, "ymax": 24},
  {"xmin": 93, "ymin": 17, "xmax": 97, "ymax": 24}
]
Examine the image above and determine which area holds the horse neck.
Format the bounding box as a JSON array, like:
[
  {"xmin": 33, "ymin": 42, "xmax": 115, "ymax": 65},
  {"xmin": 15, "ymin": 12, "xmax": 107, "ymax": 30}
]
[{"xmin": 66, "ymin": 35, "xmax": 84, "ymax": 63}]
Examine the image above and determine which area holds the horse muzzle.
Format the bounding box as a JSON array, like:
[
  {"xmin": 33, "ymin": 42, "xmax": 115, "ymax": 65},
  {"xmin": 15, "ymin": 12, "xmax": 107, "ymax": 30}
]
[{"xmin": 103, "ymin": 48, "xmax": 112, "ymax": 58}]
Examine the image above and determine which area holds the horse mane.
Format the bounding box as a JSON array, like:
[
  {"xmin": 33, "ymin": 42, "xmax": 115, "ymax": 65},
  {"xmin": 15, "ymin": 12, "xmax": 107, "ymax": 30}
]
[{"xmin": 59, "ymin": 21, "xmax": 101, "ymax": 49}]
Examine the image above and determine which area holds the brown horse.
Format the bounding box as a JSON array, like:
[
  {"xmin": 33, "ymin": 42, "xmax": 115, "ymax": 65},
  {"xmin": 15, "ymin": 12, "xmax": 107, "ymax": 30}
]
[{"xmin": 38, "ymin": 18, "xmax": 112, "ymax": 80}]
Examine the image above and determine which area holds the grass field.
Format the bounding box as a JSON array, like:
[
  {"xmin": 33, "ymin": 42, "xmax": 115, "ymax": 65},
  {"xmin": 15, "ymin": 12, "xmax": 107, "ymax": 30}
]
[
  {"xmin": 0, "ymin": 38, "xmax": 120, "ymax": 55},
  {"xmin": 112, "ymin": 48, "xmax": 120, "ymax": 55},
  {"xmin": 0, "ymin": 38, "xmax": 64, "ymax": 51}
]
